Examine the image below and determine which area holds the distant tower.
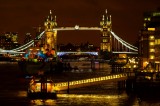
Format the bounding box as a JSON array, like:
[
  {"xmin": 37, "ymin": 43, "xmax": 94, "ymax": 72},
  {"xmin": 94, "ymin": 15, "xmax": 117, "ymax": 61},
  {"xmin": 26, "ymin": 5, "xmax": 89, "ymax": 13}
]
[
  {"xmin": 34, "ymin": 25, "xmax": 42, "ymax": 38},
  {"xmin": 24, "ymin": 33, "xmax": 32, "ymax": 44},
  {"xmin": 43, "ymin": 10, "xmax": 57, "ymax": 57},
  {"xmin": 11, "ymin": 32, "xmax": 18, "ymax": 43},
  {"xmin": 100, "ymin": 9, "xmax": 112, "ymax": 52}
]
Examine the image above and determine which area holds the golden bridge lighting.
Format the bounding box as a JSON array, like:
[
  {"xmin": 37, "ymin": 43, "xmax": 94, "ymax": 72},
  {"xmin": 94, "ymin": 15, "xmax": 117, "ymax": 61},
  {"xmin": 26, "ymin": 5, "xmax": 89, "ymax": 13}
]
[{"xmin": 54, "ymin": 73, "xmax": 127, "ymax": 91}]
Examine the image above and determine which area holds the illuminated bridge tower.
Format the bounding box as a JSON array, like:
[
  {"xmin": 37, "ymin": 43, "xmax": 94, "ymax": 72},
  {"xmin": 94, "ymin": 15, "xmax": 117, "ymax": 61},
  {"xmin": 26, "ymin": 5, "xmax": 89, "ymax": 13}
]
[
  {"xmin": 43, "ymin": 10, "xmax": 57, "ymax": 57},
  {"xmin": 100, "ymin": 10, "xmax": 112, "ymax": 52}
]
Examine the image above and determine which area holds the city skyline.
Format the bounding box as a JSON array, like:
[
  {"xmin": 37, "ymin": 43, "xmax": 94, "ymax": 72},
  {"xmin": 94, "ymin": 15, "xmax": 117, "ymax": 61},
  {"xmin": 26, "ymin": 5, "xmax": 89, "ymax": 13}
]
[{"xmin": 0, "ymin": 0, "xmax": 160, "ymax": 46}]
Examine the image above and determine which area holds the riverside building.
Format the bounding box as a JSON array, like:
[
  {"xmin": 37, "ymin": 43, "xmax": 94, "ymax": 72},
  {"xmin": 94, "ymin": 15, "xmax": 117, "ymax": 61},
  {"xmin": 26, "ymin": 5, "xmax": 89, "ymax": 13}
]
[
  {"xmin": 0, "ymin": 32, "xmax": 20, "ymax": 50},
  {"xmin": 139, "ymin": 8, "xmax": 160, "ymax": 71}
]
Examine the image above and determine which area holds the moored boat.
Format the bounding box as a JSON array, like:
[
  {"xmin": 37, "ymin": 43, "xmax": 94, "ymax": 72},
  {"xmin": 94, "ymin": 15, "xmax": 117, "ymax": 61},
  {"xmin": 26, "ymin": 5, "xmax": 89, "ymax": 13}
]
[{"xmin": 27, "ymin": 75, "xmax": 57, "ymax": 99}]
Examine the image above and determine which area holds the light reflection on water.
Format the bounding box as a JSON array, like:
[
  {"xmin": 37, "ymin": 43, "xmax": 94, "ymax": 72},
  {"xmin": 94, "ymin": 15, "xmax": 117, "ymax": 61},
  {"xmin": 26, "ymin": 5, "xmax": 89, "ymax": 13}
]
[
  {"xmin": 31, "ymin": 99, "xmax": 56, "ymax": 106},
  {"xmin": 17, "ymin": 90, "xmax": 160, "ymax": 106},
  {"xmin": 3, "ymin": 88, "xmax": 160, "ymax": 106},
  {"xmin": 17, "ymin": 91, "xmax": 27, "ymax": 97},
  {"xmin": 29, "ymin": 93, "xmax": 139, "ymax": 106}
]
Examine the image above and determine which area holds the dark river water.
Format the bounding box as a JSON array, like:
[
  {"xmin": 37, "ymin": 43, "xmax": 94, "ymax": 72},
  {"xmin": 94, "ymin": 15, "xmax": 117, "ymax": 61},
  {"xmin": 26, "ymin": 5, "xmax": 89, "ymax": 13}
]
[
  {"xmin": 0, "ymin": 62, "xmax": 160, "ymax": 106},
  {"xmin": 1, "ymin": 88, "xmax": 160, "ymax": 106}
]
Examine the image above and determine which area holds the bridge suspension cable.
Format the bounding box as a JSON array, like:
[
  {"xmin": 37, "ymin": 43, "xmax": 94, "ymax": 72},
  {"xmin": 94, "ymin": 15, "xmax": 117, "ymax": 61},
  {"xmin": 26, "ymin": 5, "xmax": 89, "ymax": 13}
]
[
  {"xmin": 111, "ymin": 31, "xmax": 138, "ymax": 50},
  {"xmin": 11, "ymin": 40, "xmax": 34, "ymax": 51},
  {"xmin": 11, "ymin": 31, "xmax": 45, "ymax": 52},
  {"xmin": 16, "ymin": 42, "xmax": 34, "ymax": 52},
  {"xmin": 110, "ymin": 31, "xmax": 138, "ymax": 51}
]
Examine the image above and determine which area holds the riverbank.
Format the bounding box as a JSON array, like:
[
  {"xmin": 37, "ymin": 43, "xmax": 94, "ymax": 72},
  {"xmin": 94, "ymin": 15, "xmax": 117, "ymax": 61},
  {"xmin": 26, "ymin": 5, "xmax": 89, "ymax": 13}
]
[{"xmin": 1, "ymin": 62, "xmax": 160, "ymax": 105}]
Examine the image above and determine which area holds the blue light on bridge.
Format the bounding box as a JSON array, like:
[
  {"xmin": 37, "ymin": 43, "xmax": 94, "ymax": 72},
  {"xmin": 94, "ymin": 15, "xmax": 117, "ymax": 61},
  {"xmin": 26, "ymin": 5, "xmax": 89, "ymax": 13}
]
[{"xmin": 57, "ymin": 52, "xmax": 98, "ymax": 56}]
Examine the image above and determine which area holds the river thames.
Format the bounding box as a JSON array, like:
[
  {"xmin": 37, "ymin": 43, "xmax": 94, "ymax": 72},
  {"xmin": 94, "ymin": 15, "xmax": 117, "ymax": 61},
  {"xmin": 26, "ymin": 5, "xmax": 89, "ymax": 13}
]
[{"xmin": 0, "ymin": 62, "xmax": 160, "ymax": 106}]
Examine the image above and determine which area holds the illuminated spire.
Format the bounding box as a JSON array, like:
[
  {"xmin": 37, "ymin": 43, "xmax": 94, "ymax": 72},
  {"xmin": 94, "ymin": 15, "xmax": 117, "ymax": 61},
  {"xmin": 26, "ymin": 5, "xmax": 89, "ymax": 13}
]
[
  {"xmin": 54, "ymin": 15, "xmax": 57, "ymax": 21},
  {"xmin": 50, "ymin": 10, "xmax": 52, "ymax": 15},
  {"xmin": 105, "ymin": 9, "xmax": 107, "ymax": 14},
  {"xmin": 102, "ymin": 15, "xmax": 105, "ymax": 21},
  {"xmin": 109, "ymin": 15, "xmax": 112, "ymax": 21}
]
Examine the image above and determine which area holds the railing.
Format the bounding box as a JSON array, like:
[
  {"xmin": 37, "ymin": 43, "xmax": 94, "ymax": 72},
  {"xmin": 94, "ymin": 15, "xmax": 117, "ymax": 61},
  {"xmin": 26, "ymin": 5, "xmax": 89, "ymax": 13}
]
[{"xmin": 54, "ymin": 73, "xmax": 128, "ymax": 90}]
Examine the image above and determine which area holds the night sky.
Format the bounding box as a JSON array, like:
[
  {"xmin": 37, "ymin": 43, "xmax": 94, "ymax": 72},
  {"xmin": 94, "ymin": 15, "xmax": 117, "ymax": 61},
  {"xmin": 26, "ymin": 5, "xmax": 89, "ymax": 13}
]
[{"xmin": 0, "ymin": 0, "xmax": 160, "ymax": 46}]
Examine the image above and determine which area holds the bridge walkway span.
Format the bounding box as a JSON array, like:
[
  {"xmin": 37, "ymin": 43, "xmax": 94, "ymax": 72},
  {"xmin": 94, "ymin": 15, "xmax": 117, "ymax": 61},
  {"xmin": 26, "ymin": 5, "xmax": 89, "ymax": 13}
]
[{"xmin": 54, "ymin": 73, "xmax": 128, "ymax": 91}]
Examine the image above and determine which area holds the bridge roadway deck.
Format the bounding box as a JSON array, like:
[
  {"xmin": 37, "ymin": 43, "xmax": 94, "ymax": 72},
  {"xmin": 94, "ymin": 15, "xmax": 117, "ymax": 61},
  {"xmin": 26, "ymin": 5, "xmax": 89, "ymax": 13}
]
[{"xmin": 53, "ymin": 73, "xmax": 128, "ymax": 91}]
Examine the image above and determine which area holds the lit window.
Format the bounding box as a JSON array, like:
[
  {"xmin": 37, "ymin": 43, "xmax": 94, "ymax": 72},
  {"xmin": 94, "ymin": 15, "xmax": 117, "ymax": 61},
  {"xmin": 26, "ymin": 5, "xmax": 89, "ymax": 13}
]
[
  {"xmin": 148, "ymin": 18, "xmax": 151, "ymax": 21},
  {"xmin": 149, "ymin": 36, "xmax": 154, "ymax": 40},
  {"xmin": 158, "ymin": 39, "xmax": 160, "ymax": 45},
  {"xmin": 149, "ymin": 42, "xmax": 155, "ymax": 46},
  {"xmin": 150, "ymin": 49, "xmax": 155, "ymax": 52},
  {"xmin": 153, "ymin": 12, "xmax": 160, "ymax": 16},
  {"xmin": 155, "ymin": 39, "xmax": 160, "ymax": 45},
  {"xmin": 103, "ymin": 33, "xmax": 107, "ymax": 36},
  {"xmin": 144, "ymin": 18, "xmax": 147, "ymax": 21},
  {"xmin": 103, "ymin": 39, "xmax": 108, "ymax": 42},
  {"xmin": 148, "ymin": 28, "xmax": 155, "ymax": 31},
  {"xmin": 150, "ymin": 55, "xmax": 155, "ymax": 59},
  {"xmin": 158, "ymin": 39, "xmax": 160, "ymax": 44},
  {"xmin": 155, "ymin": 39, "xmax": 158, "ymax": 45}
]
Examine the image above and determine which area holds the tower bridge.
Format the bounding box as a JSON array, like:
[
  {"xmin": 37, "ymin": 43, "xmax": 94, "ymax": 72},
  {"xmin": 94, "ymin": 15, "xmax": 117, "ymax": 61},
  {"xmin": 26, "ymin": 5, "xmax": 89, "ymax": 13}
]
[{"xmin": 0, "ymin": 10, "xmax": 138, "ymax": 57}]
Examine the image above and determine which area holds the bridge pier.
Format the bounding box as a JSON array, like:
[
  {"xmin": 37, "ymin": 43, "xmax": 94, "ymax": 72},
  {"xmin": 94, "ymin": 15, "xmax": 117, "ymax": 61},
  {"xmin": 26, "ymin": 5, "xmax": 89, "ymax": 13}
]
[
  {"xmin": 117, "ymin": 80, "xmax": 126, "ymax": 90},
  {"xmin": 117, "ymin": 78, "xmax": 136, "ymax": 93},
  {"xmin": 125, "ymin": 78, "xmax": 136, "ymax": 92},
  {"xmin": 91, "ymin": 60, "xmax": 95, "ymax": 70}
]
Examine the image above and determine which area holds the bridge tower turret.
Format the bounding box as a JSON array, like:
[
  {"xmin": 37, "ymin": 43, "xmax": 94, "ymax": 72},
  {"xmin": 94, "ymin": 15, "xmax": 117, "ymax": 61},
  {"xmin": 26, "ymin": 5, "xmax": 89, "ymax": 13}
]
[
  {"xmin": 100, "ymin": 9, "xmax": 112, "ymax": 52},
  {"xmin": 43, "ymin": 10, "xmax": 58, "ymax": 57}
]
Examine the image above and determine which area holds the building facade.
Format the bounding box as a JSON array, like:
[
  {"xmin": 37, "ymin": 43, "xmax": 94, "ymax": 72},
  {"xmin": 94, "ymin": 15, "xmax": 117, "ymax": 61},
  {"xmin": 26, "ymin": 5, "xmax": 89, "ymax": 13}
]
[
  {"xmin": 24, "ymin": 33, "xmax": 32, "ymax": 44},
  {"xmin": 0, "ymin": 32, "xmax": 20, "ymax": 50},
  {"xmin": 139, "ymin": 9, "xmax": 160, "ymax": 70}
]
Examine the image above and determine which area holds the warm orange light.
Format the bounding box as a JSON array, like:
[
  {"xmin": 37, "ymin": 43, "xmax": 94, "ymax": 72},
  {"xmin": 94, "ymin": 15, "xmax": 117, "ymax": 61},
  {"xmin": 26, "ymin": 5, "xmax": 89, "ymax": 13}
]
[
  {"xmin": 149, "ymin": 36, "xmax": 154, "ymax": 39},
  {"xmin": 150, "ymin": 55, "xmax": 155, "ymax": 59},
  {"xmin": 47, "ymin": 83, "xmax": 52, "ymax": 92},
  {"xmin": 149, "ymin": 42, "xmax": 155, "ymax": 46},
  {"xmin": 35, "ymin": 83, "xmax": 41, "ymax": 92},
  {"xmin": 148, "ymin": 28, "xmax": 155, "ymax": 31},
  {"xmin": 50, "ymin": 50, "xmax": 55, "ymax": 55}
]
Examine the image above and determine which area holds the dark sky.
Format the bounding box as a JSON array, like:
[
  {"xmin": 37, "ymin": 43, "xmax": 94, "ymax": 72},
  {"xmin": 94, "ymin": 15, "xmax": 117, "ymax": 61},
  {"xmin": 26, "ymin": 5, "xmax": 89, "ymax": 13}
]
[{"xmin": 0, "ymin": 0, "xmax": 160, "ymax": 46}]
